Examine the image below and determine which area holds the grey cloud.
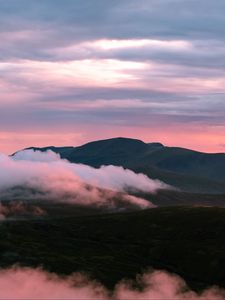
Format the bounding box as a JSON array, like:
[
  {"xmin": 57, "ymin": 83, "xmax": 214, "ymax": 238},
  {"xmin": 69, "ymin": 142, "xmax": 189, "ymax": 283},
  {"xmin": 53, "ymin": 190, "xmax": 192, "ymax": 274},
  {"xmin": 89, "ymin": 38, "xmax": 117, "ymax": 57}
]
[
  {"xmin": 0, "ymin": 0, "xmax": 225, "ymax": 137},
  {"xmin": 1, "ymin": 0, "xmax": 225, "ymax": 61},
  {"xmin": 0, "ymin": 0, "xmax": 225, "ymax": 92},
  {"xmin": 1, "ymin": 0, "xmax": 224, "ymax": 40},
  {"xmin": 84, "ymin": 41, "xmax": 225, "ymax": 71},
  {"xmin": 0, "ymin": 94, "xmax": 224, "ymax": 132}
]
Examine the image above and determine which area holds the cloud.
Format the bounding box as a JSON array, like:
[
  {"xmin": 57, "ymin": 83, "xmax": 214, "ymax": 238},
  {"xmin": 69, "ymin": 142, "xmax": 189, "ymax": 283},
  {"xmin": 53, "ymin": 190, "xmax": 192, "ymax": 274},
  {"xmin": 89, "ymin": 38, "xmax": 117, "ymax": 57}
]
[
  {"xmin": 114, "ymin": 270, "xmax": 225, "ymax": 300},
  {"xmin": 0, "ymin": 149, "xmax": 170, "ymax": 211},
  {"xmin": 1, "ymin": 0, "xmax": 225, "ymax": 153},
  {"xmin": 14, "ymin": 149, "xmax": 60, "ymax": 162},
  {"xmin": 13, "ymin": 149, "xmax": 169, "ymax": 193},
  {"xmin": 0, "ymin": 267, "xmax": 108, "ymax": 300},
  {"xmin": 0, "ymin": 267, "xmax": 224, "ymax": 300}
]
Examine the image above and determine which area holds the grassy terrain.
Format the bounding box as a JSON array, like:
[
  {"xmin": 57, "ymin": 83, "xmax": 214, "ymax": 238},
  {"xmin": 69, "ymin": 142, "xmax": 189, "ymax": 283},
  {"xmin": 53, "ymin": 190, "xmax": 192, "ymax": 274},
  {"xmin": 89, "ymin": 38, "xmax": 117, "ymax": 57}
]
[{"xmin": 0, "ymin": 205, "xmax": 225, "ymax": 291}]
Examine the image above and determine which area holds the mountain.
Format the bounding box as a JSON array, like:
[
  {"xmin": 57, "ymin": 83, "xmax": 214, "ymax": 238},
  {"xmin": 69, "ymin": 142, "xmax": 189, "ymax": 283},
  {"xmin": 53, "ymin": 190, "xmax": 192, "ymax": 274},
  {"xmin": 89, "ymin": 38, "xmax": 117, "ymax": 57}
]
[{"xmin": 21, "ymin": 137, "xmax": 225, "ymax": 194}]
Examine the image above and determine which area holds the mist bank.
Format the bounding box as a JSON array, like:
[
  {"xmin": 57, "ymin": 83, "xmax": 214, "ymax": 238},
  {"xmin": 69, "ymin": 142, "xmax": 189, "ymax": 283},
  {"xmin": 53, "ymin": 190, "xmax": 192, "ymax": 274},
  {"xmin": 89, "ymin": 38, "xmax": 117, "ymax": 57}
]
[
  {"xmin": 0, "ymin": 267, "xmax": 223, "ymax": 300},
  {"xmin": 0, "ymin": 150, "xmax": 171, "ymax": 212},
  {"xmin": 13, "ymin": 149, "xmax": 170, "ymax": 193}
]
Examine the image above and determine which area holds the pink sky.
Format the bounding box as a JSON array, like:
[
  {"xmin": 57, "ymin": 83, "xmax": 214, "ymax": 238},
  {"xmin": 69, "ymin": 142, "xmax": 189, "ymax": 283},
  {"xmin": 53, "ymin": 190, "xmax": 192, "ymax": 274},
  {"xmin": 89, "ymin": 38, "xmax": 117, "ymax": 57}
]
[
  {"xmin": 1, "ymin": 123, "xmax": 225, "ymax": 154},
  {"xmin": 0, "ymin": 1, "xmax": 225, "ymax": 154}
]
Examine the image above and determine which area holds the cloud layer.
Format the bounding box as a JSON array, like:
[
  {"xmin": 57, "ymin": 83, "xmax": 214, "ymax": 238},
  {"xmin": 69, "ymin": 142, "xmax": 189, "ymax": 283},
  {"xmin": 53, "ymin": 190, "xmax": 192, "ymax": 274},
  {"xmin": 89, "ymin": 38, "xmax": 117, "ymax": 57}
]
[
  {"xmin": 0, "ymin": 0, "xmax": 225, "ymax": 153},
  {"xmin": 0, "ymin": 267, "xmax": 223, "ymax": 300},
  {"xmin": 0, "ymin": 150, "xmax": 169, "ymax": 211}
]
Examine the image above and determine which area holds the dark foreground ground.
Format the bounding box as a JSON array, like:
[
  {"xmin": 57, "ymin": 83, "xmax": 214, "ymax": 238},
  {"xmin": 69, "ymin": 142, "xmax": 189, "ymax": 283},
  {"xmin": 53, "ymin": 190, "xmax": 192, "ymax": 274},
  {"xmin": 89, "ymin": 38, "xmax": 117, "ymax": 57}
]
[{"xmin": 0, "ymin": 205, "xmax": 225, "ymax": 291}]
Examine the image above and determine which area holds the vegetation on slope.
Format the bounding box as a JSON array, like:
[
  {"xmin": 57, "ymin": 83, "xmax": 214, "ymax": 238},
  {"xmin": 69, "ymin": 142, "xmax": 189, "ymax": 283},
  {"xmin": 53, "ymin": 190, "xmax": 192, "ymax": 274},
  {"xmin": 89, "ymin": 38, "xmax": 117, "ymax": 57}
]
[{"xmin": 0, "ymin": 205, "xmax": 225, "ymax": 291}]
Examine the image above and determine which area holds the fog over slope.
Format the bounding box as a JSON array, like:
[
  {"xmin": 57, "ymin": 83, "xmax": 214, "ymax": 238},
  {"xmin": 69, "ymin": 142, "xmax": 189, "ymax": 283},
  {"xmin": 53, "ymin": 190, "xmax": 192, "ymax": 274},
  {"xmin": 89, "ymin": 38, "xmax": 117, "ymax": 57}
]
[{"xmin": 0, "ymin": 150, "xmax": 171, "ymax": 212}]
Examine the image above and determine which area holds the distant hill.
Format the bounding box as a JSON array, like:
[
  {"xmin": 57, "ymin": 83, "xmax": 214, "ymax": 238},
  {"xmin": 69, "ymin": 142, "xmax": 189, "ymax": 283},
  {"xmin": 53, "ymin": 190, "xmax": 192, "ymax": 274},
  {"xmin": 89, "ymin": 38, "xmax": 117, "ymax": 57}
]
[{"xmin": 19, "ymin": 137, "xmax": 225, "ymax": 194}]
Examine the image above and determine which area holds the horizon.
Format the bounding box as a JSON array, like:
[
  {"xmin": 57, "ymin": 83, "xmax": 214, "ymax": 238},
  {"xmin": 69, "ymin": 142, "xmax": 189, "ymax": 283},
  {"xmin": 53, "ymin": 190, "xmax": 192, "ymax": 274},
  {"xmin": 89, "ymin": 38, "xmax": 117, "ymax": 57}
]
[{"xmin": 1, "ymin": 0, "xmax": 225, "ymax": 154}]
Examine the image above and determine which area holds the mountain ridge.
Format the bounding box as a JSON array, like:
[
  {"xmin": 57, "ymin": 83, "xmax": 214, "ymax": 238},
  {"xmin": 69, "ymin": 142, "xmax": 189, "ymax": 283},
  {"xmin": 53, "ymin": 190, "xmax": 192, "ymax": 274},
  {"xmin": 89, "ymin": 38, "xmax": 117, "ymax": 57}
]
[
  {"xmin": 15, "ymin": 137, "xmax": 225, "ymax": 194},
  {"xmin": 19, "ymin": 137, "xmax": 225, "ymax": 156}
]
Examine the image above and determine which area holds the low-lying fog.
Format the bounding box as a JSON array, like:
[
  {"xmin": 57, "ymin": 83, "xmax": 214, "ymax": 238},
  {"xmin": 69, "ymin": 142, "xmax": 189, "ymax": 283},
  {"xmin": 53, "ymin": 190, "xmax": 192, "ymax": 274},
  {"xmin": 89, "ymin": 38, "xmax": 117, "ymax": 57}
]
[
  {"xmin": 0, "ymin": 267, "xmax": 223, "ymax": 300},
  {"xmin": 0, "ymin": 150, "xmax": 171, "ymax": 215}
]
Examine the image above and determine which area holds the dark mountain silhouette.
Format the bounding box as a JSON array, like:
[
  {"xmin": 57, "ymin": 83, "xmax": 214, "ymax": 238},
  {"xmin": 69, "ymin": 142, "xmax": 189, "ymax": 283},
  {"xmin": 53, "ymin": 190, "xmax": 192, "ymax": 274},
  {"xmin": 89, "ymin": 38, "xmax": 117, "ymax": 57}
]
[
  {"xmin": 21, "ymin": 137, "xmax": 225, "ymax": 194},
  {"xmin": 25, "ymin": 146, "xmax": 74, "ymax": 158}
]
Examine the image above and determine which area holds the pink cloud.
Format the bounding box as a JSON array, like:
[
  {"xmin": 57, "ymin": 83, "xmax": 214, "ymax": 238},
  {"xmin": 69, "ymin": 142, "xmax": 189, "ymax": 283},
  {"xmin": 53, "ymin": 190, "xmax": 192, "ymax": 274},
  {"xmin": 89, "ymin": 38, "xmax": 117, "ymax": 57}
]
[
  {"xmin": 0, "ymin": 150, "xmax": 163, "ymax": 210},
  {"xmin": 0, "ymin": 267, "xmax": 223, "ymax": 300}
]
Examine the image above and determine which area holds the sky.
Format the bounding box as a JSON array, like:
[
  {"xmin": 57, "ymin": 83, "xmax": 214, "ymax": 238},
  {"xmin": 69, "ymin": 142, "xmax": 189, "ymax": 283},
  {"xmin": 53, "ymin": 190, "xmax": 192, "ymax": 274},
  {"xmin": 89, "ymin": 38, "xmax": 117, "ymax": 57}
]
[{"xmin": 0, "ymin": 0, "xmax": 225, "ymax": 154}]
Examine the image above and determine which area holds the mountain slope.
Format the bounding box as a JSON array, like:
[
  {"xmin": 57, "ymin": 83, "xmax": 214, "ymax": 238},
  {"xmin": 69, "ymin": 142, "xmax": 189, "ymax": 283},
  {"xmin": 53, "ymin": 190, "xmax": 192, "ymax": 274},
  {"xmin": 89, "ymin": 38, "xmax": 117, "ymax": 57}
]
[{"xmin": 22, "ymin": 137, "xmax": 225, "ymax": 193}]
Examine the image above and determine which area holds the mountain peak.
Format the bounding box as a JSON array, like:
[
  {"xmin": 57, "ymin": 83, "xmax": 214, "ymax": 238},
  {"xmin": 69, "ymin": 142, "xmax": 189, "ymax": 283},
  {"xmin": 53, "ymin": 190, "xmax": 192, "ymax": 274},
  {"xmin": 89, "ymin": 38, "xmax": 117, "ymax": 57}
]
[
  {"xmin": 75, "ymin": 137, "xmax": 148, "ymax": 155},
  {"xmin": 80, "ymin": 137, "xmax": 147, "ymax": 147}
]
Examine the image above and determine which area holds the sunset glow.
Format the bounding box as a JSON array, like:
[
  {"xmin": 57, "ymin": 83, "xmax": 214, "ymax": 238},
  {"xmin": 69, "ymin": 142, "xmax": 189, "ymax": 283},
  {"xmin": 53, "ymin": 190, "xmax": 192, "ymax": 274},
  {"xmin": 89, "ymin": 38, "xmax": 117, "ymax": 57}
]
[{"xmin": 0, "ymin": 0, "xmax": 225, "ymax": 153}]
